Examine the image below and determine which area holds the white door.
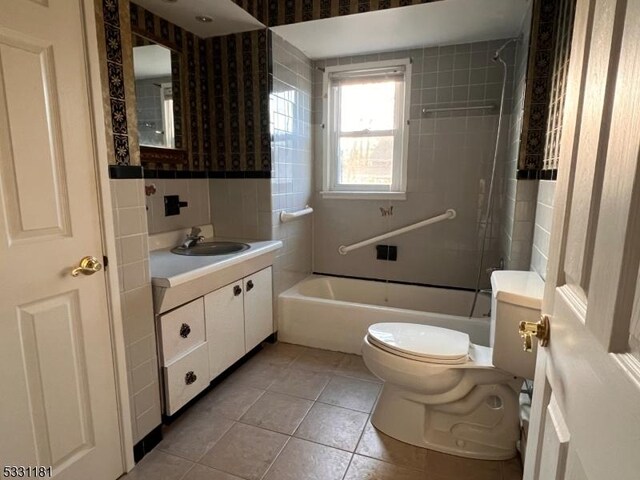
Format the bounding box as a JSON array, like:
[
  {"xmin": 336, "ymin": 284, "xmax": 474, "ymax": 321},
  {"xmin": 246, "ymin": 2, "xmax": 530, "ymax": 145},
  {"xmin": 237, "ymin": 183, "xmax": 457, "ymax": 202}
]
[
  {"xmin": 244, "ymin": 267, "xmax": 274, "ymax": 351},
  {"xmin": 0, "ymin": 1, "xmax": 124, "ymax": 479},
  {"xmin": 205, "ymin": 282, "xmax": 246, "ymax": 378},
  {"xmin": 523, "ymin": 0, "xmax": 640, "ymax": 478}
]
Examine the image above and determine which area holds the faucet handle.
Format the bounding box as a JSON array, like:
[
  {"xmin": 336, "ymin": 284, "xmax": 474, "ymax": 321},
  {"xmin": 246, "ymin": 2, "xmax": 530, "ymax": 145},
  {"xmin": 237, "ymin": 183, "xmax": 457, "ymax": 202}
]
[{"xmin": 189, "ymin": 226, "xmax": 202, "ymax": 237}]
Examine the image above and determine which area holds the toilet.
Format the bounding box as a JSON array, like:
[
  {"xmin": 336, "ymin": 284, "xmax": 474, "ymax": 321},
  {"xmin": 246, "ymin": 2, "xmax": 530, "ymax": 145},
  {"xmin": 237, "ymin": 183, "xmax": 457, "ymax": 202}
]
[{"xmin": 361, "ymin": 271, "xmax": 544, "ymax": 460}]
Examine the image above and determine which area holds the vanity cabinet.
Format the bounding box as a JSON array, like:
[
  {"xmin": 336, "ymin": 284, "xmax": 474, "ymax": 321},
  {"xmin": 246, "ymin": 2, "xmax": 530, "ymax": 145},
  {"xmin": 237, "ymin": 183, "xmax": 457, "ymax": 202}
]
[
  {"xmin": 205, "ymin": 266, "xmax": 273, "ymax": 379},
  {"xmin": 157, "ymin": 266, "xmax": 274, "ymax": 415}
]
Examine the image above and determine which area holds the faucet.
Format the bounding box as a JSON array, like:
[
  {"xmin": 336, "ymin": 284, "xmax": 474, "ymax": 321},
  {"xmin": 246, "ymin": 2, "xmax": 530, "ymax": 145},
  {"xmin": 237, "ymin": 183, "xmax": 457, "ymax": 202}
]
[{"xmin": 181, "ymin": 227, "xmax": 204, "ymax": 249}]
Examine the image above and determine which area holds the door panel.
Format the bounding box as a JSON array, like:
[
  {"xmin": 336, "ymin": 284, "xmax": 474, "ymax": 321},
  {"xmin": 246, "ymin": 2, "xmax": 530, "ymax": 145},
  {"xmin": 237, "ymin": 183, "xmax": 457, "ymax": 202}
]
[
  {"xmin": 244, "ymin": 267, "xmax": 273, "ymax": 351},
  {"xmin": 0, "ymin": 1, "xmax": 123, "ymax": 478},
  {"xmin": 205, "ymin": 282, "xmax": 245, "ymax": 379},
  {"xmin": 0, "ymin": 30, "xmax": 70, "ymax": 241}
]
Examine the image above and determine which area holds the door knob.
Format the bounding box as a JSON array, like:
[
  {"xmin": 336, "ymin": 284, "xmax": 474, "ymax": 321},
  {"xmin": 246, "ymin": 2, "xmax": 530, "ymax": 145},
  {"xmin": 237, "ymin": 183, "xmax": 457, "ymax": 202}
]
[
  {"xmin": 518, "ymin": 315, "xmax": 550, "ymax": 352},
  {"xmin": 71, "ymin": 256, "xmax": 102, "ymax": 277}
]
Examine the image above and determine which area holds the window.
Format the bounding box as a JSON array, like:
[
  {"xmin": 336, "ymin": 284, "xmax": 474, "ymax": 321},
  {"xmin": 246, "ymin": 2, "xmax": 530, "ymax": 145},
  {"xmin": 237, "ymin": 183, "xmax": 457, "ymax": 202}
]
[{"xmin": 322, "ymin": 59, "xmax": 411, "ymax": 200}]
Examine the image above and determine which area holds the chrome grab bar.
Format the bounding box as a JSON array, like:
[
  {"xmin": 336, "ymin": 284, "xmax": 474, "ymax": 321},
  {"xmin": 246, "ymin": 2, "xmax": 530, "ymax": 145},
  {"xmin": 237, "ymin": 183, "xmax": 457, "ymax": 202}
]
[{"xmin": 338, "ymin": 209, "xmax": 456, "ymax": 255}]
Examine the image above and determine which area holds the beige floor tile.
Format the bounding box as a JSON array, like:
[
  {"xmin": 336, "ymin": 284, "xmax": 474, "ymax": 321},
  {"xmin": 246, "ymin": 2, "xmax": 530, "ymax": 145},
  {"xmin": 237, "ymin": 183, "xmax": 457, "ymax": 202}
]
[
  {"xmin": 157, "ymin": 408, "xmax": 234, "ymax": 461},
  {"xmin": 255, "ymin": 342, "xmax": 308, "ymax": 366},
  {"xmin": 290, "ymin": 348, "xmax": 346, "ymax": 373},
  {"xmin": 426, "ymin": 450, "xmax": 502, "ymax": 479},
  {"xmin": 318, "ymin": 375, "xmax": 381, "ymax": 413},
  {"xmin": 182, "ymin": 464, "xmax": 243, "ymax": 480},
  {"xmin": 268, "ymin": 367, "xmax": 332, "ymax": 400},
  {"xmin": 356, "ymin": 422, "xmax": 428, "ymax": 471},
  {"xmin": 200, "ymin": 423, "xmax": 288, "ymax": 480},
  {"xmin": 240, "ymin": 391, "xmax": 313, "ymax": 434},
  {"xmin": 225, "ymin": 356, "xmax": 285, "ymax": 390},
  {"xmin": 191, "ymin": 381, "xmax": 264, "ymax": 420},
  {"xmin": 335, "ymin": 354, "xmax": 382, "ymax": 383},
  {"xmin": 294, "ymin": 402, "xmax": 368, "ymax": 452},
  {"xmin": 123, "ymin": 450, "xmax": 193, "ymax": 480},
  {"xmin": 344, "ymin": 455, "xmax": 425, "ymax": 480},
  {"xmin": 263, "ymin": 437, "xmax": 352, "ymax": 480},
  {"xmin": 501, "ymin": 457, "xmax": 523, "ymax": 480}
]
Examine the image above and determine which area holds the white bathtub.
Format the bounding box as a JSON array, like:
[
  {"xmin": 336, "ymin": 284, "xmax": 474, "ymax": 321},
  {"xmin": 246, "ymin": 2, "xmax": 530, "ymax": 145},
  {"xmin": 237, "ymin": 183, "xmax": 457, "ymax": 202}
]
[{"xmin": 277, "ymin": 275, "xmax": 491, "ymax": 354}]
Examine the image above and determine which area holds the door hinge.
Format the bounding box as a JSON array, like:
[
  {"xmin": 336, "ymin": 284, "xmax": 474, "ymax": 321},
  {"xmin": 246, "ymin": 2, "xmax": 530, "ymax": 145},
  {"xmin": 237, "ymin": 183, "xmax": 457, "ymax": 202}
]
[{"xmin": 103, "ymin": 255, "xmax": 109, "ymax": 269}]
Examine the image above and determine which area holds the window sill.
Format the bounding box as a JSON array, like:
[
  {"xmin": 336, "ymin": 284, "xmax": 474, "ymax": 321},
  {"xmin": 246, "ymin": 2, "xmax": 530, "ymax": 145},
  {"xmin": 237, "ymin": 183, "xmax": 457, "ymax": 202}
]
[{"xmin": 320, "ymin": 191, "xmax": 407, "ymax": 201}]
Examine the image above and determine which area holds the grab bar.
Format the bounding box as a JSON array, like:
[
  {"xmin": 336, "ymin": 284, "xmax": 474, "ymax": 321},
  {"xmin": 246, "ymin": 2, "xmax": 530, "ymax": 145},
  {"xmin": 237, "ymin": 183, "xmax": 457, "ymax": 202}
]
[
  {"xmin": 338, "ymin": 209, "xmax": 456, "ymax": 255},
  {"xmin": 280, "ymin": 205, "xmax": 313, "ymax": 223}
]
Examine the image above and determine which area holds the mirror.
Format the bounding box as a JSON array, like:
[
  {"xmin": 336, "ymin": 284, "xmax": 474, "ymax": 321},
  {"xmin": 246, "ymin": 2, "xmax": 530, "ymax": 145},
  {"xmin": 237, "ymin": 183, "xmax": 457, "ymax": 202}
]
[{"xmin": 133, "ymin": 35, "xmax": 182, "ymax": 151}]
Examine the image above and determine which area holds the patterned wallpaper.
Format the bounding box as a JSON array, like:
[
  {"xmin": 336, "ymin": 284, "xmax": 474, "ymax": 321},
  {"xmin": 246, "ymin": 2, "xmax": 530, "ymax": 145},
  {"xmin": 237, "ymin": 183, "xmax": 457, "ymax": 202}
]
[
  {"xmin": 518, "ymin": 0, "xmax": 576, "ymax": 177},
  {"xmin": 98, "ymin": 0, "xmax": 272, "ymax": 174},
  {"xmin": 232, "ymin": 0, "xmax": 442, "ymax": 26},
  {"xmin": 542, "ymin": 0, "xmax": 575, "ymax": 173},
  {"xmin": 97, "ymin": 0, "xmax": 138, "ymax": 166}
]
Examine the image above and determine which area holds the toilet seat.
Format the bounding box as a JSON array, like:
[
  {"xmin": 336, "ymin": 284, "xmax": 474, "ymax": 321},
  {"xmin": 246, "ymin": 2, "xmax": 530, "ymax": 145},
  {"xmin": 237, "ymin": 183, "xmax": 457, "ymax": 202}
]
[{"xmin": 367, "ymin": 323, "xmax": 470, "ymax": 365}]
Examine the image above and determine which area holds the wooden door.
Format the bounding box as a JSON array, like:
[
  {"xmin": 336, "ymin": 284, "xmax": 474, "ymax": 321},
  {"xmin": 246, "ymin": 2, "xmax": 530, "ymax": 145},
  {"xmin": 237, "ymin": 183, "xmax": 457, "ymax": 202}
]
[
  {"xmin": 0, "ymin": 1, "xmax": 124, "ymax": 479},
  {"xmin": 244, "ymin": 267, "xmax": 274, "ymax": 351},
  {"xmin": 205, "ymin": 282, "xmax": 246, "ymax": 378},
  {"xmin": 523, "ymin": 0, "xmax": 640, "ymax": 478}
]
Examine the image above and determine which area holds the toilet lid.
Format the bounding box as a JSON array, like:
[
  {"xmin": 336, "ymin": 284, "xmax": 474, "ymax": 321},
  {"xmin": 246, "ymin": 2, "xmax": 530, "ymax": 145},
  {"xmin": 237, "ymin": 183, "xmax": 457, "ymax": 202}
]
[{"xmin": 367, "ymin": 323, "xmax": 470, "ymax": 363}]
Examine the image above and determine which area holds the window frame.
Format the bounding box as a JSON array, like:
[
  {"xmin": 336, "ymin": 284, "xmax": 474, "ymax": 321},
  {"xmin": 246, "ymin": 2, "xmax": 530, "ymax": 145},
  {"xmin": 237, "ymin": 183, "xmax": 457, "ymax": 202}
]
[{"xmin": 322, "ymin": 58, "xmax": 411, "ymax": 200}]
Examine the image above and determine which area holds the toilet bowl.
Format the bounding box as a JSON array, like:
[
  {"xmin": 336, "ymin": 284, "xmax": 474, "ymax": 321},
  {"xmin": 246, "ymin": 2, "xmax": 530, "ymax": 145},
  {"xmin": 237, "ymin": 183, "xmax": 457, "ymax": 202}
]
[{"xmin": 361, "ymin": 271, "xmax": 544, "ymax": 460}]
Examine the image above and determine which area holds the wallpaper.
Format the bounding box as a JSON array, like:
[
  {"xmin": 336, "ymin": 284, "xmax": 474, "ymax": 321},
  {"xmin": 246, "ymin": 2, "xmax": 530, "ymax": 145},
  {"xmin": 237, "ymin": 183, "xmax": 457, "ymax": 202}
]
[
  {"xmin": 232, "ymin": 0, "xmax": 441, "ymax": 26},
  {"xmin": 518, "ymin": 0, "xmax": 576, "ymax": 177},
  {"xmin": 99, "ymin": 0, "xmax": 272, "ymax": 174}
]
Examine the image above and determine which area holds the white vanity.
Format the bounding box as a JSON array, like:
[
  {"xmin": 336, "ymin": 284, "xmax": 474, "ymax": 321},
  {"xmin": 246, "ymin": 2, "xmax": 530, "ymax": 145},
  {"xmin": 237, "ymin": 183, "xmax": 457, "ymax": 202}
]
[{"xmin": 149, "ymin": 230, "xmax": 282, "ymax": 415}]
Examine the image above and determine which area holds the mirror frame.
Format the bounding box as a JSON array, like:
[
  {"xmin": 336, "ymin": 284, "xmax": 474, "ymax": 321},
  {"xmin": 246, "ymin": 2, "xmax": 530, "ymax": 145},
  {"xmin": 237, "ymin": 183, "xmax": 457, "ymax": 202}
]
[{"xmin": 131, "ymin": 30, "xmax": 188, "ymax": 167}]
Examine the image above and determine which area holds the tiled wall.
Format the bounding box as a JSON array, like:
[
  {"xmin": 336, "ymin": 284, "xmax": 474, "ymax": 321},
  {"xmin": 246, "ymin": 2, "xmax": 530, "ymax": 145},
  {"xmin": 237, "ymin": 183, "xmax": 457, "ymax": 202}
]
[
  {"xmin": 270, "ymin": 33, "xmax": 314, "ymax": 296},
  {"xmin": 530, "ymin": 180, "xmax": 555, "ymax": 278},
  {"xmin": 232, "ymin": 0, "xmax": 442, "ymax": 27},
  {"xmin": 312, "ymin": 40, "xmax": 516, "ymax": 289},
  {"xmin": 109, "ymin": 180, "xmax": 161, "ymax": 444},
  {"xmin": 209, "ymin": 178, "xmax": 272, "ymax": 240},
  {"xmin": 146, "ymin": 179, "xmax": 211, "ymax": 234}
]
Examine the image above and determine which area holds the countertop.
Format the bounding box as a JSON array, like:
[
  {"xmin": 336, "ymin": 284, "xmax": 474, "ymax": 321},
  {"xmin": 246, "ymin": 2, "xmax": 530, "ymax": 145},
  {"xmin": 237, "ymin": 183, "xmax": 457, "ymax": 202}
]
[{"xmin": 150, "ymin": 238, "xmax": 283, "ymax": 288}]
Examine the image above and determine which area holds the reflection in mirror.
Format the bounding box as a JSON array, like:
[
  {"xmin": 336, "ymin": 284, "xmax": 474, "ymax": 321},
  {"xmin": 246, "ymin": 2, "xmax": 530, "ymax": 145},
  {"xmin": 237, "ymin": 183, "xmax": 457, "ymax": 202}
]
[{"xmin": 133, "ymin": 36, "xmax": 180, "ymax": 149}]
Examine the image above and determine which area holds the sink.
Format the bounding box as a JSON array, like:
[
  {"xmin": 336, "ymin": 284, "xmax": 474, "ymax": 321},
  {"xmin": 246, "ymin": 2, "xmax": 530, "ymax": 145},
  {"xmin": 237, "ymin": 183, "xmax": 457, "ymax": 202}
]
[{"xmin": 171, "ymin": 241, "xmax": 250, "ymax": 256}]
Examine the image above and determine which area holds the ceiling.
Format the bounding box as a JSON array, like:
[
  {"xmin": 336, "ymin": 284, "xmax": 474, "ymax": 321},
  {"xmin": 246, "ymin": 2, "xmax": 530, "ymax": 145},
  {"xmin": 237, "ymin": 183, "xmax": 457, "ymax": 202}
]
[
  {"xmin": 272, "ymin": 0, "xmax": 531, "ymax": 59},
  {"xmin": 133, "ymin": 44, "xmax": 172, "ymax": 79},
  {"xmin": 132, "ymin": 0, "xmax": 264, "ymax": 38}
]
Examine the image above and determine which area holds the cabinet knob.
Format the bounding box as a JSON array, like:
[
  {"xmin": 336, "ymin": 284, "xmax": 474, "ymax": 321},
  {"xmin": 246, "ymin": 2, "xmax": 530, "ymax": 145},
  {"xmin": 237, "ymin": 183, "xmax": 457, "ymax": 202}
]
[
  {"xmin": 246, "ymin": 280, "xmax": 254, "ymax": 292},
  {"xmin": 234, "ymin": 285, "xmax": 242, "ymax": 296},
  {"xmin": 179, "ymin": 323, "xmax": 191, "ymax": 338},
  {"xmin": 185, "ymin": 371, "xmax": 197, "ymax": 385}
]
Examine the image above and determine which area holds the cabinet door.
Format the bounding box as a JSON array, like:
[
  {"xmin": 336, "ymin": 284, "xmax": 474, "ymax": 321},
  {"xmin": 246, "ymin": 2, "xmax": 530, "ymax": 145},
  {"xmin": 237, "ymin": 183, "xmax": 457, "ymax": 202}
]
[
  {"xmin": 244, "ymin": 267, "xmax": 273, "ymax": 351},
  {"xmin": 205, "ymin": 281, "xmax": 245, "ymax": 379}
]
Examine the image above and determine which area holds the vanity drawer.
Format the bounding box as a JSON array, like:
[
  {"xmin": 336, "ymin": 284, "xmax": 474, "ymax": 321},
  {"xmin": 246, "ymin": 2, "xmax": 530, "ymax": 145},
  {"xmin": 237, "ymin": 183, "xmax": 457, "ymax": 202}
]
[
  {"xmin": 163, "ymin": 342, "xmax": 209, "ymax": 415},
  {"xmin": 158, "ymin": 298, "xmax": 205, "ymax": 365}
]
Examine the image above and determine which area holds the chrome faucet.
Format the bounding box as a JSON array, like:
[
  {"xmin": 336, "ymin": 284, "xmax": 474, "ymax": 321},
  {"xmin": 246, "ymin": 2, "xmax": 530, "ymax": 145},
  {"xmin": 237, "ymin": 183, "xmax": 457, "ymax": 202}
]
[{"xmin": 181, "ymin": 227, "xmax": 204, "ymax": 249}]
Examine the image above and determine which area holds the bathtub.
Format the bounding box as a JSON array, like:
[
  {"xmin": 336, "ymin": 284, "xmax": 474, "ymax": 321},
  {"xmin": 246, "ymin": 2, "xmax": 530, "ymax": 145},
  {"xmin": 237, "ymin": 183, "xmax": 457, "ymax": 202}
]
[{"xmin": 278, "ymin": 275, "xmax": 491, "ymax": 354}]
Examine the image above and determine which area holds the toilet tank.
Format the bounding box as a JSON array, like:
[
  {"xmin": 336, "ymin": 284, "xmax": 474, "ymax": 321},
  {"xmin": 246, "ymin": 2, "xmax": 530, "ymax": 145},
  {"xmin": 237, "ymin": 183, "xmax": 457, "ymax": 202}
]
[{"xmin": 490, "ymin": 271, "xmax": 544, "ymax": 379}]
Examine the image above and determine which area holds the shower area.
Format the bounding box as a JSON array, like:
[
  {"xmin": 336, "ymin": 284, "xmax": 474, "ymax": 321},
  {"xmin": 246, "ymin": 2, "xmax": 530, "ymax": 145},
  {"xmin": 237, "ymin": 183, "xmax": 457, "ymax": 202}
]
[{"xmin": 271, "ymin": 1, "xmax": 535, "ymax": 349}]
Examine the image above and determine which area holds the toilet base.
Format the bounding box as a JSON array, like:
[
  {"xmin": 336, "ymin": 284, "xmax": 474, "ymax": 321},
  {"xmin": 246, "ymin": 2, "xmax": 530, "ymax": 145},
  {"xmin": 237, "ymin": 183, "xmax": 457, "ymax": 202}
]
[{"xmin": 371, "ymin": 382, "xmax": 521, "ymax": 460}]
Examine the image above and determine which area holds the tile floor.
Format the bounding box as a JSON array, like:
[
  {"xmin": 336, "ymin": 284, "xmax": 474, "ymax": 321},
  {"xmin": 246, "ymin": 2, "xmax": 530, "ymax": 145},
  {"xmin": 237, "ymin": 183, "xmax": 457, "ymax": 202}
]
[{"xmin": 124, "ymin": 342, "xmax": 523, "ymax": 480}]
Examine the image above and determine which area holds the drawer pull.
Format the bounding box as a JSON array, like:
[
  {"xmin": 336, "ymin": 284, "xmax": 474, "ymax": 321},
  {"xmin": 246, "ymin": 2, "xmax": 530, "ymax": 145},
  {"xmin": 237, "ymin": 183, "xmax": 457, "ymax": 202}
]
[
  {"xmin": 246, "ymin": 280, "xmax": 254, "ymax": 292},
  {"xmin": 185, "ymin": 371, "xmax": 197, "ymax": 385},
  {"xmin": 233, "ymin": 285, "xmax": 242, "ymax": 296},
  {"xmin": 179, "ymin": 323, "xmax": 191, "ymax": 338}
]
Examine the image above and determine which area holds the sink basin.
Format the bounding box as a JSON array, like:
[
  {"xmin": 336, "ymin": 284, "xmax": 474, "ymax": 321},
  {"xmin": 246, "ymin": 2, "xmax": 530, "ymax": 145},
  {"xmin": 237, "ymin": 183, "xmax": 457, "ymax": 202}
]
[{"xmin": 171, "ymin": 241, "xmax": 250, "ymax": 256}]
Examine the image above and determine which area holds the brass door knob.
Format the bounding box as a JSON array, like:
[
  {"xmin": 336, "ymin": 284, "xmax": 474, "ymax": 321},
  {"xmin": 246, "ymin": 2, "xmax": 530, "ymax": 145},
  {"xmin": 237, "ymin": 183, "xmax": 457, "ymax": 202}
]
[
  {"xmin": 518, "ymin": 315, "xmax": 550, "ymax": 352},
  {"xmin": 71, "ymin": 256, "xmax": 102, "ymax": 277}
]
